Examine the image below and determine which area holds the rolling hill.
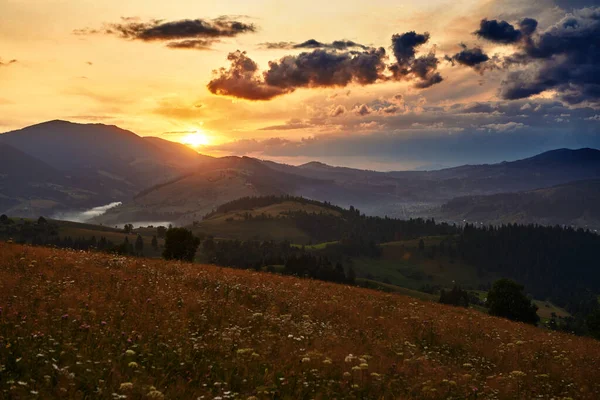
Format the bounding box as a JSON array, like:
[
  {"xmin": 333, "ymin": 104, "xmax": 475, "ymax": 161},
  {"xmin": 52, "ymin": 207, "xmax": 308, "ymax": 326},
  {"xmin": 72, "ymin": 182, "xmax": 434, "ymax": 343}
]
[
  {"xmin": 1, "ymin": 242, "xmax": 599, "ymax": 399},
  {"xmin": 439, "ymin": 179, "xmax": 600, "ymax": 230},
  {"xmin": 93, "ymin": 157, "xmax": 340, "ymax": 226},
  {"xmin": 191, "ymin": 196, "xmax": 342, "ymax": 243}
]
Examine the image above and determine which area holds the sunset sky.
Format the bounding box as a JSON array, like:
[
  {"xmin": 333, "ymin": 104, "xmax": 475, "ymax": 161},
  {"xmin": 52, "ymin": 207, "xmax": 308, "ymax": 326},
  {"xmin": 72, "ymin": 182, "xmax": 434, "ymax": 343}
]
[{"xmin": 1, "ymin": 0, "xmax": 599, "ymax": 169}]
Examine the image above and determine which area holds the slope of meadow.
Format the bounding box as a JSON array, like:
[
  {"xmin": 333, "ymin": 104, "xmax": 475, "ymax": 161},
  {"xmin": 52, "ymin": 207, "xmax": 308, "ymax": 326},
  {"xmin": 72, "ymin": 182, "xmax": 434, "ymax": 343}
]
[{"xmin": 1, "ymin": 243, "xmax": 599, "ymax": 399}]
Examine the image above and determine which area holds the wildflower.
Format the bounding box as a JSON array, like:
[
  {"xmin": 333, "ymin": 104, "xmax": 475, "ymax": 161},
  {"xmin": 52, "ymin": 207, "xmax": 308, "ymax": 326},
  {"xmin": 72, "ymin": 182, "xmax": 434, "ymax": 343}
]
[
  {"xmin": 323, "ymin": 358, "xmax": 332, "ymax": 365},
  {"xmin": 125, "ymin": 350, "xmax": 136, "ymax": 356},
  {"xmin": 119, "ymin": 382, "xmax": 134, "ymax": 391},
  {"xmin": 301, "ymin": 357, "xmax": 310, "ymax": 363},
  {"xmin": 343, "ymin": 372, "xmax": 351, "ymax": 378},
  {"xmin": 359, "ymin": 363, "xmax": 369, "ymax": 369},
  {"xmin": 510, "ymin": 370, "xmax": 526, "ymax": 378},
  {"xmin": 147, "ymin": 389, "xmax": 164, "ymax": 399},
  {"xmin": 128, "ymin": 361, "xmax": 139, "ymax": 368},
  {"xmin": 462, "ymin": 363, "xmax": 473, "ymax": 368}
]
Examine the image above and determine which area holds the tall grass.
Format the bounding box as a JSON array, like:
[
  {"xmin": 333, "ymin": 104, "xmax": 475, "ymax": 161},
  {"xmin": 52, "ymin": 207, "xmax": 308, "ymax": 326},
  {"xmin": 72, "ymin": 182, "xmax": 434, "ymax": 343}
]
[{"xmin": 1, "ymin": 242, "xmax": 599, "ymax": 399}]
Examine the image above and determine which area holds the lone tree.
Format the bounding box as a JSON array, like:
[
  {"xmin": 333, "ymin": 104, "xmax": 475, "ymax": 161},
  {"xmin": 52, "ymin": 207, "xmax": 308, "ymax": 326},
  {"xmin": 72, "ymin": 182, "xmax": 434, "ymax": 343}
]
[
  {"xmin": 151, "ymin": 235, "xmax": 158, "ymax": 250},
  {"xmin": 163, "ymin": 227, "xmax": 200, "ymax": 262},
  {"xmin": 0, "ymin": 214, "xmax": 9, "ymax": 224},
  {"xmin": 439, "ymin": 285, "xmax": 470, "ymax": 308},
  {"xmin": 486, "ymin": 279, "xmax": 539, "ymax": 325},
  {"xmin": 156, "ymin": 226, "xmax": 167, "ymax": 238},
  {"xmin": 123, "ymin": 224, "xmax": 134, "ymax": 234},
  {"xmin": 135, "ymin": 234, "xmax": 144, "ymax": 255}
]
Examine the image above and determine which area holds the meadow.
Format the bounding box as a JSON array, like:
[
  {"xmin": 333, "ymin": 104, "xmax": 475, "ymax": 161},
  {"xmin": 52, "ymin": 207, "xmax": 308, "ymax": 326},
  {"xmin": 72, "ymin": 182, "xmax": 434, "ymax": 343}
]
[{"xmin": 1, "ymin": 242, "xmax": 599, "ymax": 399}]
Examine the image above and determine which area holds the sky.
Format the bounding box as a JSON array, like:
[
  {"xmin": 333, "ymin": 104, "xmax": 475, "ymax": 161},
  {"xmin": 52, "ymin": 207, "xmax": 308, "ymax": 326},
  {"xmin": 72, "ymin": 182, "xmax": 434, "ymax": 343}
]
[{"xmin": 1, "ymin": 0, "xmax": 599, "ymax": 170}]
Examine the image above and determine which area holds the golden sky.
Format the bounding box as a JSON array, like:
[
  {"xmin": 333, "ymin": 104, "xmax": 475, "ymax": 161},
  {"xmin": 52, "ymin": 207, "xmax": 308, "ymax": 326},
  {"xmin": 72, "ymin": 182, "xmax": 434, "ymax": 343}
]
[{"xmin": 1, "ymin": 0, "xmax": 598, "ymax": 168}]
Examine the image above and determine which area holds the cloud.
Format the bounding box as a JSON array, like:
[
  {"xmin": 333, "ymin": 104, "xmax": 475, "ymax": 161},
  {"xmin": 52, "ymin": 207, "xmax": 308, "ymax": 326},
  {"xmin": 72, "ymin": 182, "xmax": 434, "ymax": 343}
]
[
  {"xmin": 389, "ymin": 32, "xmax": 443, "ymax": 88},
  {"xmin": 354, "ymin": 104, "xmax": 372, "ymax": 116},
  {"xmin": 474, "ymin": 19, "xmax": 525, "ymax": 44},
  {"xmin": 499, "ymin": 7, "xmax": 600, "ymax": 105},
  {"xmin": 209, "ymin": 31, "xmax": 446, "ymax": 100},
  {"xmin": 0, "ymin": 58, "xmax": 17, "ymax": 67},
  {"xmin": 166, "ymin": 39, "xmax": 217, "ymax": 50},
  {"xmin": 208, "ymin": 47, "xmax": 387, "ymax": 100},
  {"xmin": 329, "ymin": 105, "xmax": 347, "ymax": 117},
  {"xmin": 75, "ymin": 16, "xmax": 256, "ymax": 50},
  {"xmin": 259, "ymin": 39, "xmax": 369, "ymax": 50},
  {"xmin": 445, "ymin": 44, "xmax": 492, "ymax": 73},
  {"xmin": 586, "ymin": 115, "xmax": 600, "ymax": 121},
  {"xmin": 480, "ymin": 122, "xmax": 526, "ymax": 132},
  {"xmin": 205, "ymin": 99, "xmax": 600, "ymax": 165},
  {"xmin": 259, "ymin": 119, "xmax": 312, "ymax": 130}
]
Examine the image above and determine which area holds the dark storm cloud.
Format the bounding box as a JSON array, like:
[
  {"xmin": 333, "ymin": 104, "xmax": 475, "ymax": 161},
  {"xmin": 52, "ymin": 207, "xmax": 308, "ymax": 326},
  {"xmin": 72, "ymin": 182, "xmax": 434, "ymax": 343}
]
[
  {"xmin": 166, "ymin": 39, "xmax": 217, "ymax": 50},
  {"xmin": 474, "ymin": 19, "xmax": 524, "ymax": 44},
  {"xmin": 446, "ymin": 45, "xmax": 489, "ymax": 67},
  {"xmin": 208, "ymin": 47, "xmax": 388, "ymax": 100},
  {"xmin": 259, "ymin": 39, "xmax": 369, "ymax": 50},
  {"xmin": 555, "ymin": 0, "xmax": 600, "ymax": 11},
  {"xmin": 499, "ymin": 7, "xmax": 600, "ymax": 105},
  {"xmin": 389, "ymin": 32, "xmax": 443, "ymax": 88},
  {"xmin": 519, "ymin": 18, "xmax": 539, "ymax": 36},
  {"xmin": 207, "ymin": 51, "xmax": 288, "ymax": 100},
  {"xmin": 74, "ymin": 16, "xmax": 256, "ymax": 50},
  {"xmin": 264, "ymin": 47, "xmax": 387, "ymax": 88}
]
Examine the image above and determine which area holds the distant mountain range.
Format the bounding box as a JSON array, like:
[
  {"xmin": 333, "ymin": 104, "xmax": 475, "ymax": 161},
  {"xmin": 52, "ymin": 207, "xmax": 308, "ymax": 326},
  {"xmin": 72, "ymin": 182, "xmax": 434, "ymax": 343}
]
[
  {"xmin": 1, "ymin": 120, "xmax": 599, "ymax": 228},
  {"xmin": 439, "ymin": 179, "xmax": 600, "ymax": 230}
]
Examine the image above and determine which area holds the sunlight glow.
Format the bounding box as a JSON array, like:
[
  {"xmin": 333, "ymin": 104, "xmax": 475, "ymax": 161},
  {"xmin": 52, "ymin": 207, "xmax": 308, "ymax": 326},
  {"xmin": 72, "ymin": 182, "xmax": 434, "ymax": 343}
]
[{"xmin": 181, "ymin": 131, "xmax": 211, "ymax": 147}]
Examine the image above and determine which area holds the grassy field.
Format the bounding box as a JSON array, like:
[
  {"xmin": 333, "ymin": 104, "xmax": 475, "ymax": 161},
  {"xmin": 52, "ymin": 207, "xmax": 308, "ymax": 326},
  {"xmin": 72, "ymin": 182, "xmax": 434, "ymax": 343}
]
[
  {"xmin": 1, "ymin": 243, "xmax": 600, "ymax": 399},
  {"xmin": 348, "ymin": 237, "xmax": 495, "ymax": 291},
  {"xmin": 190, "ymin": 201, "xmax": 340, "ymax": 244},
  {"xmin": 53, "ymin": 220, "xmax": 165, "ymax": 258}
]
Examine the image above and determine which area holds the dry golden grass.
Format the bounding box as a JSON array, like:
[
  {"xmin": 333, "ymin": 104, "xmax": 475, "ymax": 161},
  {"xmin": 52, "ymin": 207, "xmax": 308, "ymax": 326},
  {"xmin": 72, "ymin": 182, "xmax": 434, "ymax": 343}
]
[{"xmin": 1, "ymin": 242, "xmax": 599, "ymax": 399}]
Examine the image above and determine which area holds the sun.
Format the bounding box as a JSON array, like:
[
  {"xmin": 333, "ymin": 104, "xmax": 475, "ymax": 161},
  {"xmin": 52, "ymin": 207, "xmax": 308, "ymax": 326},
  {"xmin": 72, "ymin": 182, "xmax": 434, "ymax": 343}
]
[{"xmin": 181, "ymin": 131, "xmax": 211, "ymax": 148}]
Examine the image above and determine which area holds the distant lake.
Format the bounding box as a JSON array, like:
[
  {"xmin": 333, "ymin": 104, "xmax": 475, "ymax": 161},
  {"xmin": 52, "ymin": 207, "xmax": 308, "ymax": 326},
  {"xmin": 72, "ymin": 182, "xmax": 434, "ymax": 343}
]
[
  {"xmin": 52, "ymin": 202, "xmax": 174, "ymax": 228},
  {"xmin": 115, "ymin": 221, "xmax": 173, "ymax": 229},
  {"xmin": 51, "ymin": 202, "xmax": 122, "ymax": 223}
]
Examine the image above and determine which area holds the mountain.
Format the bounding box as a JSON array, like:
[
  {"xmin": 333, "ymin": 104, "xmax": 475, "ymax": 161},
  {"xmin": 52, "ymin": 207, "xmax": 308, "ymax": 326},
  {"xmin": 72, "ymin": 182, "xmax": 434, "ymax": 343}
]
[
  {"xmin": 0, "ymin": 120, "xmax": 209, "ymax": 217},
  {"xmin": 438, "ymin": 179, "xmax": 600, "ymax": 230},
  {"xmin": 97, "ymin": 146, "xmax": 600, "ymax": 226},
  {"xmin": 2, "ymin": 120, "xmax": 599, "ymax": 226},
  {"xmin": 0, "ymin": 120, "xmax": 207, "ymax": 189}
]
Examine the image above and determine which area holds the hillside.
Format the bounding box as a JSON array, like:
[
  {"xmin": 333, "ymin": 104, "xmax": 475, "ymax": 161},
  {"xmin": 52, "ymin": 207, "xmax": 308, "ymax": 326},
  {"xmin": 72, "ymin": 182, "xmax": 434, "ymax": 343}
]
[
  {"xmin": 192, "ymin": 196, "xmax": 342, "ymax": 243},
  {"xmin": 0, "ymin": 121, "xmax": 209, "ymax": 217},
  {"xmin": 1, "ymin": 242, "xmax": 599, "ymax": 399},
  {"xmin": 0, "ymin": 143, "xmax": 105, "ymax": 217},
  {"xmin": 439, "ymin": 179, "xmax": 600, "ymax": 230},
  {"xmin": 94, "ymin": 157, "xmax": 337, "ymax": 226}
]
